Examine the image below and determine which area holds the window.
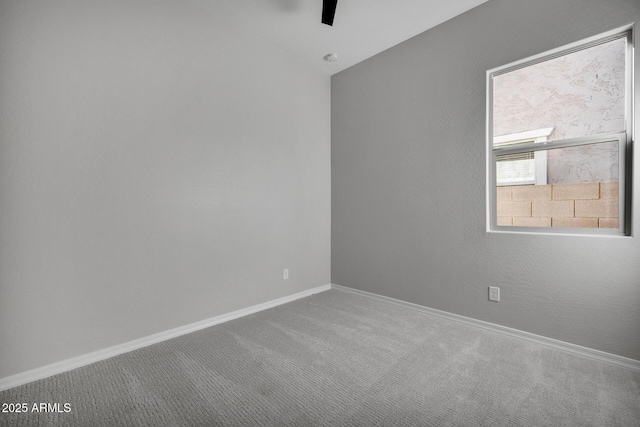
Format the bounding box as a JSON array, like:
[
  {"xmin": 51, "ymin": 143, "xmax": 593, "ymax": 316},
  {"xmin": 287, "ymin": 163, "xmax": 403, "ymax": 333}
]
[
  {"xmin": 487, "ymin": 27, "xmax": 633, "ymax": 235},
  {"xmin": 495, "ymin": 127, "xmax": 553, "ymax": 186}
]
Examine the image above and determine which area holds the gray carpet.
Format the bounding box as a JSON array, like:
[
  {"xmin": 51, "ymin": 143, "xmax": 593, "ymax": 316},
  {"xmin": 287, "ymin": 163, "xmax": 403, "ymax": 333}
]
[{"xmin": 1, "ymin": 288, "xmax": 639, "ymax": 426}]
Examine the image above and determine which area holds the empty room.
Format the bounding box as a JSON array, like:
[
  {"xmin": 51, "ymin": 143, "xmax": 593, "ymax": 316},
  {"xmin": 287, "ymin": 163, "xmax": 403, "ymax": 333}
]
[{"xmin": 1, "ymin": 0, "xmax": 639, "ymax": 425}]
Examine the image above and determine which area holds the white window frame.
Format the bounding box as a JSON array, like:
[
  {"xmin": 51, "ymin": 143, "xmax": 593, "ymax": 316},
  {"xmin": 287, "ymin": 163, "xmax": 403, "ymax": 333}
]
[{"xmin": 486, "ymin": 26, "xmax": 634, "ymax": 236}]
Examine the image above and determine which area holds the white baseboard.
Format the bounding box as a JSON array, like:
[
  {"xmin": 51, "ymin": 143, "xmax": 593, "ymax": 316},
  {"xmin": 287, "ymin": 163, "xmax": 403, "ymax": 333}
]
[
  {"xmin": 0, "ymin": 284, "xmax": 331, "ymax": 392},
  {"xmin": 331, "ymin": 284, "xmax": 640, "ymax": 372}
]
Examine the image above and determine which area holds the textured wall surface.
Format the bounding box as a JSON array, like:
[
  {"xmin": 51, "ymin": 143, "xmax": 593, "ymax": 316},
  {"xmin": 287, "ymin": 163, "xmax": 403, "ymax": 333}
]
[
  {"xmin": 332, "ymin": 0, "xmax": 640, "ymax": 360},
  {"xmin": 546, "ymin": 141, "xmax": 619, "ymax": 184},
  {"xmin": 493, "ymin": 37, "xmax": 626, "ymax": 141},
  {"xmin": 0, "ymin": 0, "xmax": 330, "ymax": 378}
]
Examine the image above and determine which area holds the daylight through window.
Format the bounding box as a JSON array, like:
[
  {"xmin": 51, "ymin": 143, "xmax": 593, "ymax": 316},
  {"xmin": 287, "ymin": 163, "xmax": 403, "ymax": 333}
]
[{"xmin": 487, "ymin": 28, "xmax": 633, "ymax": 235}]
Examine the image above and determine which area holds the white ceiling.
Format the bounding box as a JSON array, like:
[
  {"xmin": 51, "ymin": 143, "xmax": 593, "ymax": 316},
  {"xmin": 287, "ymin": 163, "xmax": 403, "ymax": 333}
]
[{"xmin": 206, "ymin": 0, "xmax": 488, "ymax": 75}]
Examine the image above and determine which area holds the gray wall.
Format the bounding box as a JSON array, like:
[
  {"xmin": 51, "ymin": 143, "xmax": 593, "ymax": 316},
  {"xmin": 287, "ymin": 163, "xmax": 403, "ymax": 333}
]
[
  {"xmin": 332, "ymin": 0, "xmax": 640, "ymax": 360},
  {"xmin": 0, "ymin": 0, "xmax": 330, "ymax": 378}
]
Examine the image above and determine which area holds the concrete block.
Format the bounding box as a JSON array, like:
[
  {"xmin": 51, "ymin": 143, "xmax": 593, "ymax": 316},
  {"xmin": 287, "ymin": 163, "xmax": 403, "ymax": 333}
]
[
  {"xmin": 513, "ymin": 217, "xmax": 551, "ymax": 227},
  {"xmin": 497, "ymin": 186, "xmax": 512, "ymax": 201},
  {"xmin": 497, "ymin": 201, "xmax": 531, "ymax": 217},
  {"xmin": 598, "ymin": 218, "xmax": 619, "ymax": 228},
  {"xmin": 552, "ymin": 182, "xmax": 599, "ymax": 200},
  {"xmin": 497, "ymin": 216, "xmax": 513, "ymax": 226},
  {"xmin": 512, "ymin": 184, "xmax": 552, "ymax": 201},
  {"xmin": 600, "ymin": 182, "xmax": 619, "ymax": 200},
  {"xmin": 532, "ymin": 200, "xmax": 574, "ymax": 218},
  {"xmin": 552, "ymin": 217, "xmax": 598, "ymax": 228},
  {"xmin": 575, "ymin": 199, "xmax": 619, "ymax": 218}
]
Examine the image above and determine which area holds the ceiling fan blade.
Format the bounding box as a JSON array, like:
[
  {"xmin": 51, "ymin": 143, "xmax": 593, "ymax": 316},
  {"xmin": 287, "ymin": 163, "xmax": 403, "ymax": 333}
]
[{"xmin": 322, "ymin": 0, "xmax": 338, "ymax": 26}]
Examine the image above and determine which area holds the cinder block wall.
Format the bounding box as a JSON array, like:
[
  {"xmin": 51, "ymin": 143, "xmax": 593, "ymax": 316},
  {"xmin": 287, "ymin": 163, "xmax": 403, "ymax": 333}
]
[{"xmin": 497, "ymin": 182, "xmax": 618, "ymax": 228}]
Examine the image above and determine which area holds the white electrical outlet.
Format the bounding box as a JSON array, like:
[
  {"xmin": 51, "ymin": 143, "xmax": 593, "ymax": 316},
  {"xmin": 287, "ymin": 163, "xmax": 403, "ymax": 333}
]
[
  {"xmin": 489, "ymin": 286, "xmax": 500, "ymax": 302},
  {"xmin": 283, "ymin": 268, "xmax": 289, "ymax": 280}
]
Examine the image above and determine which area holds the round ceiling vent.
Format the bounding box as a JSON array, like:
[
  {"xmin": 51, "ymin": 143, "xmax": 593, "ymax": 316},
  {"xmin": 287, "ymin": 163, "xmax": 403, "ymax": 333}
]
[{"xmin": 323, "ymin": 53, "xmax": 338, "ymax": 63}]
